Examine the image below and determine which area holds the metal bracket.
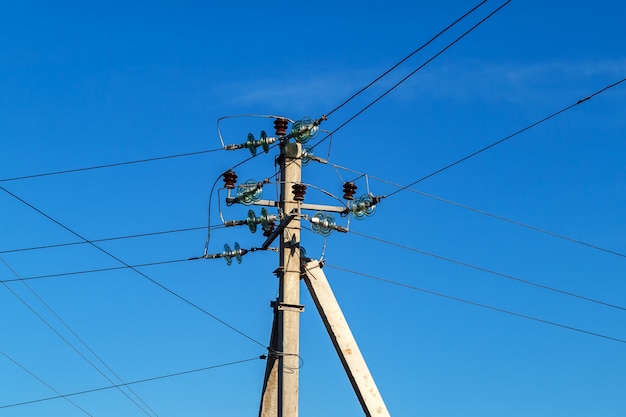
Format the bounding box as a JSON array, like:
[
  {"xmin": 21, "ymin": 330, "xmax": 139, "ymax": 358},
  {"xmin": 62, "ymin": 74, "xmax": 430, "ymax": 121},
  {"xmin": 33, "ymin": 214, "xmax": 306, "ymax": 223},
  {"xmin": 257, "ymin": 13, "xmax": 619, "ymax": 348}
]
[
  {"xmin": 225, "ymin": 198, "xmax": 348, "ymax": 215},
  {"xmin": 261, "ymin": 214, "xmax": 295, "ymax": 250},
  {"xmin": 270, "ymin": 300, "xmax": 305, "ymax": 313}
]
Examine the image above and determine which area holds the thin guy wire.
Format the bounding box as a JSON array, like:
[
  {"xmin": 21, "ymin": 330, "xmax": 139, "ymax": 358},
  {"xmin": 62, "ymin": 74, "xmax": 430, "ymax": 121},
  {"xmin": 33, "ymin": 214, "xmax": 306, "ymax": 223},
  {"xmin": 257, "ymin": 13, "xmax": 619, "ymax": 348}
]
[
  {"xmin": 0, "ymin": 349, "xmax": 95, "ymax": 416},
  {"xmin": 386, "ymin": 76, "xmax": 626, "ymax": 198},
  {"xmin": 0, "ymin": 185, "xmax": 266, "ymax": 349},
  {"xmin": 1, "ymin": 356, "xmax": 264, "ymax": 410},
  {"xmin": 309, "ymin": 0, "xmax": 512, "ymax": 154},
  {"xmin": 345, "ymin": 228, "xmax": 626, "ymax": 312},
  {"xmin": 0, "ymin": 257, "xmax": 156, "ymax": 417},
  {"xmin": 325, "ymin": 264, "xmax": 626, "ymax": 345},
  {"xmin": 0, "ymin": 148, "xmax": 224, "ymax": 183},
  {"xmin": 324, "ymin": 0, "xmax": 489, "ymax": 118},
  {"xmin": 329, "ymin": 161, "xmax": 626, "ymax": 260}
]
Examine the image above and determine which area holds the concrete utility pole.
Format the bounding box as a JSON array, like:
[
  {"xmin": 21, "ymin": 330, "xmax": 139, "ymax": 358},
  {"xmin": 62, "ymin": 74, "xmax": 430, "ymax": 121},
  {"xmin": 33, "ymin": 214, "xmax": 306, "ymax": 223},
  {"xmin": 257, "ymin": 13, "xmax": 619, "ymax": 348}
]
[
  {"xmin": 217, "ymin": 116, "xmax": 388, "ymax": 417},
  {"xmin": 278, "ymin": 141, "xmax": 303, "ymax": 417}
]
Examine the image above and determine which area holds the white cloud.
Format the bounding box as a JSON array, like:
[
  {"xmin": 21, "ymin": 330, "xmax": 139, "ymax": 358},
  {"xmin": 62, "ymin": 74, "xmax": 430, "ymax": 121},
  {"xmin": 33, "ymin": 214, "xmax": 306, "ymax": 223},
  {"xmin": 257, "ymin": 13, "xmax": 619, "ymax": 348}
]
[
  {"xmin": 214, "ymin": 68, "xmax": 378, "ymax": 113},
  {"xmin": 411, "ymin": 58, "xmax": 626, "ymax": 105},
  {"xmin": 210, "ymin": 58, "xmax": 626, "ymax": 116}
]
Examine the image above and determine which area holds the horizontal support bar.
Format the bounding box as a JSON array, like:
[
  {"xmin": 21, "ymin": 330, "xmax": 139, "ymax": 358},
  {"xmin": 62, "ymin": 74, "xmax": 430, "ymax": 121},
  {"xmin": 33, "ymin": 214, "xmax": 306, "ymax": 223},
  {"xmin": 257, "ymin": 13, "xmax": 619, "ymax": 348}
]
[{"xmin": 227, "ymin": 198, "xmax": 348, "ymax": 214}]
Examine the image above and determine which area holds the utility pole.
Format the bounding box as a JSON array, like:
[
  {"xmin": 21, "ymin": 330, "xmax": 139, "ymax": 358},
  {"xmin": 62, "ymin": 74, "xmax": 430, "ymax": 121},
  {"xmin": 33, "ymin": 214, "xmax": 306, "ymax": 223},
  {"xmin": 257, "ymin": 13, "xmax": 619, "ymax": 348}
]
[
  {"xmin": 277, "ymin": 140, "xmax": 303, "ymax": 417},
  {"xmin": 213, "ymin": 116, "xmax": 389, "ymax": 417}
]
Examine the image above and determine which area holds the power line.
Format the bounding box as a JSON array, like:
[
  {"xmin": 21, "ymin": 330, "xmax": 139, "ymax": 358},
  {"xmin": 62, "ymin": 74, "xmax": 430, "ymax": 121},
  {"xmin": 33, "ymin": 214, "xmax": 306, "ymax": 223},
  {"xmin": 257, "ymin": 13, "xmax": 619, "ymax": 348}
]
[
  {"xmin": 329, "ymin": 162, "xmax": 626, "ymax": 260},
  {"xmin": 325, "ymin": 264, "xmax": 626, "ymax": 345},
  {"xmin": 7, "ymin": 159, "xmax": 624, "ymax": 271},
  {"xmin": 345, "ymin": 228, "xmax": 626, "ymax": 312},
  {"xmin": 0, "ymin": 356, "xmax": 264, "ymax": 410},
  {"xmin": 0, "ymin": 185, "xmax": 266, "ymax": 349},
  {"xmin": 213, "ymin": 0, "xmax": 506, "ymax": 183},
  {"xmin": 0, "ymin": 2, "xmax": 493, "ymax": 189},
  {"xmin": 0, "ymin": 256, "xmax": 158, "ymax": 417},
  {"xmin": 254, "ymin": 0, "xmax": 510, "ymax": 185},
  {"xmin": 0, "ymin": 148, "xmax": 224, "ymax": 183},
  {"xmin": 309, "ymin": 0, "xmax": 512, "ymax": 153},
  {"xmin": 405, "ymin": 189, "xmax": 626, "ymax": 260},
  {"xmin": 0, "ymin": 226, "xmax": 217, "ymax": 255},
  {"xmin": 323, "ymin": 0, "xmax": 489, "ymax": 118},
  {"xmin": 0, "ymin": 258, "xmax": 193, "ymax": 283},
  {"xmin": 0, "ymin": 349, "xmax": 95, "ymax": 416},
  {"xmin": 385, "ymin": 76, "xmax": 626, "ymax": 198}
]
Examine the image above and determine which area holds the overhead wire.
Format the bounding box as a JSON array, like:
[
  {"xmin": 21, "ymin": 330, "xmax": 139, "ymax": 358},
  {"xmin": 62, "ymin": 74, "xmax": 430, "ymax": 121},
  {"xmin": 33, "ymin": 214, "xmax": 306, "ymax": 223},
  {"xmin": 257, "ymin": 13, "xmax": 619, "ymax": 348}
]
[
  {"xmin": 1, "ymin": 356, "xmax": 265, "ymax": 410},
  {"xmin": 7, "ymin": 2, "xmax": 622, "ymax": 412},
  {"xmin": 6, "ymin": 157, "xmax": 624, "ymax": 281},
  {"xmin": 0, "ymin": 1, "xmax": 490, "ymax": 189},
  {"xmin": 385, "ymin": 76, "xmax": 626, "ymax": 198},
  {"xmin": 327, "ymin": 161, "xmax": 626, "ymax": 260},
  {"xmin": 0, "ymin": 185, "xmax": 266, "ymax": 349},
  {"xmin": 325, "ymin": 264, "xmax": 626, "ymax": 345},
  {"xmin": 215, "ymin": 114, "xmax": 294, "ymax": 149},
  {"xmin": 344, "ymin": 228, "xmax": 626, "ymax": 312},
  {"xmin": 0, "ymin": 1, "xmax": 504, "ymax": 268},
  {"xmin": 307, "ymin": 0, "xmax": 512, "ymax": 154},
  {"xmin": 0, "ymin": 349, "xmax": 95, "ymax": 416},
  {"xmin": 201, "ymin": 0, "xmax": 499, "ymax": 198},
  {"xmin": 323, "ymin": 0, "xmax": 489, "ymax": 118},
  {"xmin": 404, "ymin": 188, "xmax": 626, "ymax": 259},
  {"xmin": 0, "ymin": 225, "xmax": 222, "ymax": 255},
  {"xmin": 0, "ymin": 256, "xmax": 158, "ymax": 417},
  {"xmin": 0, "ymin": 147, "xmax": 224, "ymax": 183},
  {"xmin": 204, "ymin": 175, "xmax": 226, "ymax": 256},
  {"xmin": 0, "ymin": 258, "xmax": 193, "ymax": 283},
  {"xmin": 252, "ymin": 0, "xmax": 511, "ymax": 189}
]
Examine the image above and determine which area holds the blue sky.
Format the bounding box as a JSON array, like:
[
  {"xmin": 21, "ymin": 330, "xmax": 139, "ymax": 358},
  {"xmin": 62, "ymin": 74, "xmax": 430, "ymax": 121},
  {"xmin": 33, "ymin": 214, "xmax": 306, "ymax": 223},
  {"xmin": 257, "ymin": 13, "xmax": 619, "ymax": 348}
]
[{"xmin": 1, "ymin": 1, "xmax": 626, "ymax": 416}]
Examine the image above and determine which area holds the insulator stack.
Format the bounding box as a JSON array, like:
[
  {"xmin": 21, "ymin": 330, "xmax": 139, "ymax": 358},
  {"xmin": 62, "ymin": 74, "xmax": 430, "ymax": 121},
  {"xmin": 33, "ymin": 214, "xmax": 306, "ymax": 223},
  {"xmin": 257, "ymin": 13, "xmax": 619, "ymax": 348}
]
[
  {"xmin": 342, "ymin": 181, "xmax": 357, "ymax": 200},
  {"xmin": 246, "ymin": 209, "xmax": 257, "ymax": 233},
  {"xmin": 274, "ymin": 118, "xmax": 288, "ymax": 137},
  {"xmin": 236, "ymin": 179, "xmax": 263, "ymax": 205},
  {"xmin": 222, "ymin": 170, "xmax": 238, "ymax": 189},
  {"xmin": 292, "ymin": 183, "xmax": 307, "ymax": 201},
  {"xmin": 244, "ymin": 131, "xmax": 275, "ymax": 155},
  {"xmin": 259, "ymin": 208, "xmax": 276, "ymax": 235},
  {"xmin": 223, "ymin": 242, "xmax": 247, "ymax": 266},
  {"xmin": 310, "ymin": 212, "xmax": 336, "ymax": 237},
  {"xmin": 302, "ymin": 146, "xmax": 318, "ymax": 166},
  {"xmin": 351, "ymin": 194, "xmax": 378, "ymax": 219},
  {"xmin": 291, "ymin": 117, "xmax": 319, "ymax": 144}
]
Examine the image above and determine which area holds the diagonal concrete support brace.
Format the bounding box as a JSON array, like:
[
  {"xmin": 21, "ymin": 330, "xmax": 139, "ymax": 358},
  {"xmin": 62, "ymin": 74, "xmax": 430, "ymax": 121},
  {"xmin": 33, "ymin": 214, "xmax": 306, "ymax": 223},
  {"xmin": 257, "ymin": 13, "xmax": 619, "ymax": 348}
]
[{"xmin": 303, "ymin": 260, "xmax": 391, "ymax": 417}]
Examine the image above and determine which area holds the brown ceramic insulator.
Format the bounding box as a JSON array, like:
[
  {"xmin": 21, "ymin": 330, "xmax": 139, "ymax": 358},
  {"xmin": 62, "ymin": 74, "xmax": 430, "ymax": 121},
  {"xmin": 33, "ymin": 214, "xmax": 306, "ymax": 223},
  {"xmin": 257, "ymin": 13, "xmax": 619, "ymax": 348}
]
[
  {"xmin": 291, "ymin": 183, "xmax": 307, "ymax": 201},
  {"xmin": 274, "ymin": 118, "xmax": 288, "ymax": 137},
  {"xmin": 342, "ymin": 181, "xmax": 357, "ymax": 200},
  {"xmin": 222, "ymin": 170, "xmax": 238, "ymax": 189}
]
